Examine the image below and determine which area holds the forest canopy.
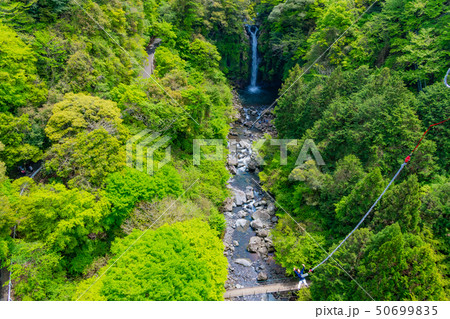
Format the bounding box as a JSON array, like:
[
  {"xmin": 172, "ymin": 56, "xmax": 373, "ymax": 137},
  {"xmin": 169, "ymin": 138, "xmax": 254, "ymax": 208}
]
[{"xmin": 0, "ymin": 0, "xmax": 448, "ymax": 302}]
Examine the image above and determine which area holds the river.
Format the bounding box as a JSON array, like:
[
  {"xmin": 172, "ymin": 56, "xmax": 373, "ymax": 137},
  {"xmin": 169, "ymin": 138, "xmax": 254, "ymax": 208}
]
[{"xmin": 222, "ymin": 26, "xmax": 297, "ymax": 301}]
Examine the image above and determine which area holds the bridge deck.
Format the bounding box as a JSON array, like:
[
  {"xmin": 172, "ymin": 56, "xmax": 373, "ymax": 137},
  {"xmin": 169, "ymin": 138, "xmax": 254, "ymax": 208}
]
[{"xmin": 224, "ymin": 280, "xmax": 308, "ymax": 299}]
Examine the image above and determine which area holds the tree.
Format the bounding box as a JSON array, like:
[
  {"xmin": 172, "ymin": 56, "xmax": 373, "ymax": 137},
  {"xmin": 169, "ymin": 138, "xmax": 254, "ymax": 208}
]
[
  {"xmin": 32, "ymin": 29, "xmax": 68, "ymax": 85},
  {"xmin": 272, "ymin": 215, "xmax": 326, "ymax": 273},
  {"xmin": 311, "ymin": 228, "xmax": 372, "ymax": 301},
  {"xmin": 10, "ymin": 241, "xmax": 74, "ymax": 301},
  {"xmin": 335, "ymin": 167, "xmax": 384, "ymax": 234},
  {"xmin": 357, "ymin": 223, "xmax": 446, "ymax": 301},
  {"xmin": 0, "ymin": 22, "xmax": 47, "ymax": 113},
  {"xmin": 397, "ymin": 28, "xmax": 442, "ymax": 87},
  {"xmin": 373, "ymin": 174, "xmax": 421, "ymax": 233},
  {"xmin": 0, "ymin": 113, "xmax": 42, "ymax": 169},
  {"xmin": 188, "ymin": 39, "xmax": 221, "ymax": 71},
  {"xmin": 45, "ymin": 128, "xmax": 126, "ymax": 188},
  {"xmin": 416, "ymin": 83, "xmax": 450, "ymax": 172},
  {"xmin": 420, "ymin": 176, "xmax": 449, "ymax": 255},
  {"xmin": 0, "ymin": 167, "xmax": 15, "ymax": 261},
  {"xmin": 14, "ymin": 181, "xmax": 111, "ymax": 274},
  {"xmin": 103, "ymin": 166, "xmax": 183, "ymax": 227},
  {"xmin": 75, "ymin": 219, "xmax": 227, "ymax": 300},
  {"xmin": 45, "ymin": 93, "xmax": 127, "ymax": 142}
]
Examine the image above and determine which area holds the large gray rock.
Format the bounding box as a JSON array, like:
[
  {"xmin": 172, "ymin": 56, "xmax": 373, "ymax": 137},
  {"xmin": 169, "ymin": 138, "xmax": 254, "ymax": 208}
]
[
  {"xmin": 239, "ymin": 140, "xmax": 251, "ymax": 150},
  {"xmin": 228, "ymin": 156, "xmax": 238, "ymax": 167},
  {"xmin": 255, "ymin": 200, "xmax": 267, "ymax": 207},
  {"xmin": 267, "ymin": 202, "xmax": 276, "ymax": 215},
  {"xmin": 265, "ymin": 237, "xmax": 275, "ymax": 252},
  {"xmin": 257, "ymin": 272, "xmax": 268, "ymax": 281},
  {"xmin": 252, "ymin": 210, "xmax": 271, "ymax": 222},
  {"xmin": 250, "ymin": 219, "xmax": 264, "ymax": 230},
  {"xmin": 237, "ymin": 210, "xmax": 248, "ymax": 218},
  {"xmin": 247, "ymin": 236, "xmax": 263, "ymax": 253},
  {"xmin": 234, "ymin": 189, "xmax": 247, "ymax": 206},
  {"xmin": 223, "ymin": 198, "xmax": 233, "ymax": 212},
  {"xmin": 235, "ymin": 219, "xmax": 250, "ymax": 232},
  {"xmin": 235, "ymin": 258, "xmax": 252, "ymax": 267},
  {"xmin": 245, "ymin": 186, "xmax": 254, "ymax": 199},
  {"xmin": 258, "ymin": 245, "xmax": 268, "ymax": 256},
  {"xmin": 247, "ymin": 159, "xmax": 257, "ymax": 172},
  {"xmin": 256, "ymin": 229, "xmax": 269, "ymax": 237}
]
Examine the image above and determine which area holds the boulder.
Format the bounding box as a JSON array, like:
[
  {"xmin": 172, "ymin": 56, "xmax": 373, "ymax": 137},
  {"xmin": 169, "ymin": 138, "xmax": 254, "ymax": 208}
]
[
  {"xmin": 257, "ymin": 272, "xmax": 268, "ymax": 281},
  {"xmin": 228, "ymin": 156, "xmax": 238, "ymax": 167},
  {"xmin": 265, "ymin": 237, "xmax": 275, "ymax": 252},
  {"xmin": 247, "ymin": 159, "xmax": 257, "ymax": 172},
  {"xmin": 251, "ymin": 210, "xmax": 271, "ymax": 222},
  {"xmin": 247, "ymin": 236, "xmax": 264, "ymax": 253},
  {"xmin": 250, "ymin": 219, "xmax": 264, "ymax": 230},
  {"xmin": 245, "ymin": 186, "xmax": 254, "ymax": 199},
  {"xmin": 256, "ymin": 229, "xmax": 269, "ymax": 237},
  {"xmin": 239, "ymin": 140, "xmax": 251, "ymax": 150},
  {"xmin": 222, "ymin": 198, "xmax": 233, "ymax": 212},
  {"xmin": 255, "ymin": 200, "xmax": 267, "ymax": 207},
  {"xmin": 267, "ymin": 202, "xmax": 276, "ymax": 215},
  {"xmin": 235, "ymin": 219, "xmax": 250, "ymax": 232},
  {"xmin": 235, "ymin": 259, "xmax": 252, "ymax": 267},
  {"xmin": 233, "ymin": 240, "xmax": 239, "ymax": 247},
  {"xmin": 271, "ymin": 216, "xmax": 278, "ymax": 223},
  {"xmin": 228, "ymin": 165, "xmax": 237, "ymax": 175},
  {"xmin": 237, "ymin": 210, "xmax": 248, "ymax": 218},
  {"xmin": 258, "ymin": 245, "xmax": 268, "ymax": 256},
  {"xmin": 234, "ymin": 189, "xmax": 247, "ymax": 206}
]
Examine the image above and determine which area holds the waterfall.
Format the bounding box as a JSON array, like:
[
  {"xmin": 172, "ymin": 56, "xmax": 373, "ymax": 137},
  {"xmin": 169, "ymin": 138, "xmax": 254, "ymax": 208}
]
[{"xmin": 247, "ymin": 25, "xmax": 259, "ymax": 93}]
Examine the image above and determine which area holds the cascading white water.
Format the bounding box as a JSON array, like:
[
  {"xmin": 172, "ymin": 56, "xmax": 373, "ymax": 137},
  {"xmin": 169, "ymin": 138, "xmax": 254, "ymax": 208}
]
[{"xmin": 247, "ymin": 25, "xmax": 259, "ymax": 93}]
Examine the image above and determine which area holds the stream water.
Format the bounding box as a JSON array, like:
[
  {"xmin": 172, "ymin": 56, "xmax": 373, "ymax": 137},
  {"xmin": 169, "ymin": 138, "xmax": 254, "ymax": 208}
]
[{"xmin": 222, "ymin": 26, "xmax": 297, "ymax": 301}]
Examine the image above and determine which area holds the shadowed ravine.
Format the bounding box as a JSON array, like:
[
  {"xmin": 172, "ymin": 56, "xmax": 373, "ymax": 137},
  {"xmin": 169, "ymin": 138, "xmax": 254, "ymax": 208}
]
[{"xmin": 221, "ymin": 26, "xmax": 298, "ymax": 301}]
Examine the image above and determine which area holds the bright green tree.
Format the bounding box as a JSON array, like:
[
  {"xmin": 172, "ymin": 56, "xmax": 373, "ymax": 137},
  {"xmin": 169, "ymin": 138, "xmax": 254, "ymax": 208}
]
[
  {"xmin": 10, "ymin": 241, "xmax": 74, "ymax": 301},
  {"xmin": 75, "ymin": 219, "xmax": 227, "ymax": 300},
  {"xmin": 14, "ymin": 180, "xmax": 111, "ymax": 273},
  {"xmin": 103, "ymin": 166, "xmax": 183, "ymax": 227},
  {"xmin": 0, "ymin": 23, "xmax": 47, "ymax": 112},
  {"xmin": 45, "ymin": 93, "xmax": 127, "ymax": 142},
  {"xmin": 45, "ymin": 128, "xmax": 126, "ymax": 188}
]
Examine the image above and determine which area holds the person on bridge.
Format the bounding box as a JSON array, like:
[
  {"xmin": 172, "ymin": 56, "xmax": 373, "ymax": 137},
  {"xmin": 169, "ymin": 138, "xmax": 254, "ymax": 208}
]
[{"xmin": 293, "ymin": 264, "xmax": 311, "ymax": 289}]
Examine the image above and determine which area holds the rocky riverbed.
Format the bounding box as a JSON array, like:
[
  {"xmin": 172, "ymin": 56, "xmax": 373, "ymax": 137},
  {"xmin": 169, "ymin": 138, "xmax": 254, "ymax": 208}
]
[{"xmin": 222, "ymin": 89, "xmax": 296, "ymax": 301}]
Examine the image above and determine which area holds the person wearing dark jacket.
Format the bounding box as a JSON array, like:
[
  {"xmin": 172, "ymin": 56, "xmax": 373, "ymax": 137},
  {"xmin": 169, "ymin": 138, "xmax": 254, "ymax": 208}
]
[{"xmin": 293, "ymin": 264, "xmax": 310, "ymax": 289}]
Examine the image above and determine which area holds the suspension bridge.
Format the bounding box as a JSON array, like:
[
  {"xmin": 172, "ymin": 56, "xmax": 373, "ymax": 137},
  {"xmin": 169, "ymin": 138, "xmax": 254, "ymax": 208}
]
[{"xmin": 224, "ymin": 279, "xmax": 309, "ymax": 299}]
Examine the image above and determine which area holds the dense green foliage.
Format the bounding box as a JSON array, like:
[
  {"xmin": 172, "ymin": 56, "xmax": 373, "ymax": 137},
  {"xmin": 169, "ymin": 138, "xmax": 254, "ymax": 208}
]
[
  {"xmin": 0, "ymin": 0, "xmax": 245, "ymax": 301},
  {"xmin": 255, "ymin": 0, "xmax": 449, "ymax": 301},
  {"xmin": 255, "ymin": 0, "xmax": 449, "ymax": 85},
  {"xmin": 75, "ymin": 219, "xmax": 227, "ymax": 301},
  {"xmin": 1, "ymin": 0, "xmax": 448, "ymax": 302}
]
